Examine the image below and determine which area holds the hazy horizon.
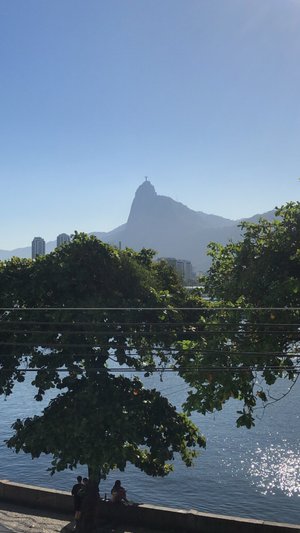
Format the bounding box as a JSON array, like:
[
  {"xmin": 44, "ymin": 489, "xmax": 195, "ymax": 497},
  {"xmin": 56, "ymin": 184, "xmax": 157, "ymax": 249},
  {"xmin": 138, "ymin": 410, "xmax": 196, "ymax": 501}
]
[{"xmin": 1, "ymin": 179, "xmax": 278, "ymax": 251}]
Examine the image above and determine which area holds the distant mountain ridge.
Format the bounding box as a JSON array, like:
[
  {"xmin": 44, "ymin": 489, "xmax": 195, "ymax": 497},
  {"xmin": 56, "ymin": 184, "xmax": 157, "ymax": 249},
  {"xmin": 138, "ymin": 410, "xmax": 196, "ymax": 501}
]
[
  {"xmin": 93, "ymin": 180, "xmax": 275, "ymax": 270},
  {"xmin": 0, "ymin": 181, "xmax": 275, "ymax": 270}
]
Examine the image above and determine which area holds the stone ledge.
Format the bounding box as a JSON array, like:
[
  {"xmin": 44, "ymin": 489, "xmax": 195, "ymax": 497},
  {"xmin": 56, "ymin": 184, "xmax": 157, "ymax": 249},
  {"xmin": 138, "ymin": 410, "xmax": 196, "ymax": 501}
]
[{"xmin": 0, "ymin": 480, "xmax": 299, "ymax": 533}]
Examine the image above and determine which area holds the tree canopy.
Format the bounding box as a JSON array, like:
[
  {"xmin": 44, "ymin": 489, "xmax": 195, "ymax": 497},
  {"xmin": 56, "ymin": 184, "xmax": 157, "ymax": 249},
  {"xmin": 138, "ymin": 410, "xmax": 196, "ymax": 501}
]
[
  {"xmin": 204, "ymin": 201, "xmax": 300, "ymax": 306},
  {"xmin": 176, "ymin": 202, "xmax": 300, "ymax": 428},
  {"xmin": 0, "ymin": 203, "xmax": 299, "ymax": 481},
  {"xmin": 0, "ymin": 233, "xmax": 205, "ymax": 483}
]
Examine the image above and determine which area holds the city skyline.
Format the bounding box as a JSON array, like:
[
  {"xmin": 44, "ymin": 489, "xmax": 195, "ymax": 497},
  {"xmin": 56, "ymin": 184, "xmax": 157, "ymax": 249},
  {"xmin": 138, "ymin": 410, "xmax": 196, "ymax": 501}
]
[
  {"xmin": 1, "ymin": 0, "xmax": 299, "ymax": 249},
  {"xmin": 29, "ymin": 232, "xmax": 196, "ymax": 283}
]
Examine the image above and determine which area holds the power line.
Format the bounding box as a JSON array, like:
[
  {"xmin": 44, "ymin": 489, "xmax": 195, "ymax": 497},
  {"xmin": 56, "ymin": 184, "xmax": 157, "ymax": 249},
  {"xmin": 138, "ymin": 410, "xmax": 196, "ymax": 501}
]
[
  {"xmin": 1, "ymin": 307, "xmax": 300, "ymax": 311},
  {"xmin": 0, "ymin": 344, "xmax": 299, "ymax": 356},
  {"xmin": 1, "ymin": 321, "xmax": 300, "ymax": 327},
  {"xmin": 2, "ymin": 365, "xmax": 300, "ymax": 374},
  {"xmin": 0, "ymin": 329, "xmax": 299, "ymax": 335}
]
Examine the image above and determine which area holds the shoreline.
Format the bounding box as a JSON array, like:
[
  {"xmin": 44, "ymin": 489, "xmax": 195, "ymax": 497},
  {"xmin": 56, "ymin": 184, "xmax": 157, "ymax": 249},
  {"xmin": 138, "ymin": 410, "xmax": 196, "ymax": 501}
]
[{"xmin": 0, "ymin": 480, "xmax": 299, "ymax": 533}]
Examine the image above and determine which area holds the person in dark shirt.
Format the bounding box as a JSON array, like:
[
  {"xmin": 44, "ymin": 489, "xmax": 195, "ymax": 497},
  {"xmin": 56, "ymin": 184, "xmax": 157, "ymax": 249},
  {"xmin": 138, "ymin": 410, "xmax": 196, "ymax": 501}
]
[
  {"xmin": 111, "ymin": 480, "xmax": 128, "ymax": 503},
  {"xmin": 71, "ymin": 476, "xmax": 83, "ymax": 523},
  {"xmin": 78, "ymin": 478, "xmax": 99, "ymax": 533}
]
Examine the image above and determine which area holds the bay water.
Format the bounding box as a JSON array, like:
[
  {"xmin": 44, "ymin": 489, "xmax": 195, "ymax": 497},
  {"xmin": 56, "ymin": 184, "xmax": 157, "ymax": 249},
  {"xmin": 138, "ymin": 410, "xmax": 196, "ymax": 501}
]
[{"xmin": 0, "ymin": 372, "xmax": 299, "ymax": 525}]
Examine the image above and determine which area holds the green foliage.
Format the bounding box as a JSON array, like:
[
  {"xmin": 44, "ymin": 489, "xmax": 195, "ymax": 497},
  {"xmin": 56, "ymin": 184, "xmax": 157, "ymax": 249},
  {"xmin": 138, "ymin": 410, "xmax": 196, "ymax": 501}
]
[
  {"xmin": 175, "ymin": 202, "xmax": 300, "ymax": 428},
  {"xmin": 1, "ymin": 208, "xmax": 299, "ymax": 475},
  {"xmin": 0, "ymin": 233, "xmax": 204, "ymax": 482},
  {"xmin": 205, "ymin": 202, "xmax": 300, "ymax": 306},
  {"xmin": 7, "ymin": 374, "xmax": 205, "ymax": 479}
]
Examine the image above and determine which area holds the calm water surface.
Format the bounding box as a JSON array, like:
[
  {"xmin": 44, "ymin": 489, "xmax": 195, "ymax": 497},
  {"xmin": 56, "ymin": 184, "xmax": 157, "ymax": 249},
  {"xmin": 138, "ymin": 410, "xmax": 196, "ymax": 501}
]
[{"xmin": 0, "ymin": 372, "xmax": 299, "ymax": 525}]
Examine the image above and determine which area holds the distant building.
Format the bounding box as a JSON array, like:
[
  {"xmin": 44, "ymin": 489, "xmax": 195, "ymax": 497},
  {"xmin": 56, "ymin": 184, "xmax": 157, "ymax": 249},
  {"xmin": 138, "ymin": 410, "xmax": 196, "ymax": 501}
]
[
  {"xmin": 32, "ymin": 237, "xmax": 45, "ymax": 259},
  {"xmin": 177, "ymin": 259, "xmax": 194, "ymax": 284},
  {"xmin": 56, "ymin": 233, "xmax": 70, "ymax": 247},
  {"xmin": 159, "ymin": 257, "xmax": 195, "ymax": 285},
  {"xmin": 162, "ymin": 257, "xmax": 177, "ymax": 270}
]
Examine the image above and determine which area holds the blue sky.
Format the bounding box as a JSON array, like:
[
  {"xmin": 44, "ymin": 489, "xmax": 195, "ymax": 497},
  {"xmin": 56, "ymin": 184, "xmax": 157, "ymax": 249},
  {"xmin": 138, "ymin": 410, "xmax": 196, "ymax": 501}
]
[{"xmin": 1, "ymin": 0, "xmax": 299, "ymax": 249}]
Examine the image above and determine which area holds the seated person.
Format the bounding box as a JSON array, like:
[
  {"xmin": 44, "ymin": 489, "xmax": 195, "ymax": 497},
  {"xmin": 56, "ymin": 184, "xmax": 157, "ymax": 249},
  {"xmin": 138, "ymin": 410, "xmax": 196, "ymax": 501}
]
[{"xmin": 111, "ymin": 480, "xmax": 127, "ymax": 503}]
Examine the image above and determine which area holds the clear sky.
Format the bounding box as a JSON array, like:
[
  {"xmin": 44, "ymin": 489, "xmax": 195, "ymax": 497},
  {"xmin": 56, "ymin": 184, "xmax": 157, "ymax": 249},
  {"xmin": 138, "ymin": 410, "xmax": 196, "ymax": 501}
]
[{"xmin": 1, "ymin": 0, "xmax": 299, "ymax": 249}]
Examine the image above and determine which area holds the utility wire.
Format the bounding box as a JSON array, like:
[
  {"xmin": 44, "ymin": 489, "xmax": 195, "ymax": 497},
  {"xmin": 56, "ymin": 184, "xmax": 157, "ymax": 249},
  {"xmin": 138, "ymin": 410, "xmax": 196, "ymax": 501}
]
[
  {"xmin": 0, "ymin": 345, "xmax": 299, "ymax": 356},
  {"xmin": 1, "ymin": 307, "xmax": 300, "ymax": 311},
  {"xmin": 0, "ymin": 329, "xmax": 299, "ymax": 335},
  {"xmin": 2, "ymin": 365, "xmax": 300, "ymax": 374},
  {"xmin": 1, "ymin": 321, "xmax": 300, "ymax": 327}
]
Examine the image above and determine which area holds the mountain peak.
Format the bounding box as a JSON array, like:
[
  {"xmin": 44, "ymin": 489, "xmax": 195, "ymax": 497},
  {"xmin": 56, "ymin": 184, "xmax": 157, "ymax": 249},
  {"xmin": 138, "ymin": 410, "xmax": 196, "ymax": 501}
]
[
  {"xmin": 126, "ymin": 179, "xmax": 157, "ymax": 225},
  {"xmin": 134, "ymin": 179, "xmax": 157, "ymax": 200}
]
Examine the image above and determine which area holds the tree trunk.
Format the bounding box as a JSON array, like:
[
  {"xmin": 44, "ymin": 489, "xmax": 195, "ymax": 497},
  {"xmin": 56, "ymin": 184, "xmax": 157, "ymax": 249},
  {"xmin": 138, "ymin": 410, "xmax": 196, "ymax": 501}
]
[{"xmin": 88, "ymin": 465, "xmax": 101, "ymax": 486}]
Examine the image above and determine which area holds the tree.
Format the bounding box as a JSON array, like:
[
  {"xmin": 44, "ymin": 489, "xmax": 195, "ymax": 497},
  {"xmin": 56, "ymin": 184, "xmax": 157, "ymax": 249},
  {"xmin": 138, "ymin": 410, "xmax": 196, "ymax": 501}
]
[
  {"xmin": 204, "ymin": 201, "xmax": 300, "ymax": 306},
  {"xmin": 2, "ymin": 206, "xmax": 298, "ymax": 482},
  {"xmin": 0, "ymin": 233, "xmax": 205, "ymax": 484},
  {"xmin": 175, "ymin": 202, "xmax": 300, "ymax": 428}
]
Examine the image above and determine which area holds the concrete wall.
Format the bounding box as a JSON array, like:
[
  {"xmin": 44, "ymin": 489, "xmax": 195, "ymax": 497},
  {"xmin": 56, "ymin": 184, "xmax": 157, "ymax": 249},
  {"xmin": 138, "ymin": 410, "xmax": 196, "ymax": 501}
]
[
  {"xmin": 0, "ymin": 480, "xmax": 299, "ymax": 533},
  {"xmin": 0, "ymin": 479, "xmax": 73, "ymax": 514}
]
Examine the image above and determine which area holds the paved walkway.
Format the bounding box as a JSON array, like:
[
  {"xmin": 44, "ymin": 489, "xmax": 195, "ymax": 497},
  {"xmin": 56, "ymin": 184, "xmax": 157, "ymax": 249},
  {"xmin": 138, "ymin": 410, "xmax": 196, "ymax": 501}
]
[
  {"xmin": 0, "ymin": 501, "xmax": 68, "ymax": 532},
  {"xmin": 0, "ymin": 526, "xmax": 14, "ymax": 533},
  {"xmin": 0, "ymin": 501, "xmax": 166, "ymax": 533}
]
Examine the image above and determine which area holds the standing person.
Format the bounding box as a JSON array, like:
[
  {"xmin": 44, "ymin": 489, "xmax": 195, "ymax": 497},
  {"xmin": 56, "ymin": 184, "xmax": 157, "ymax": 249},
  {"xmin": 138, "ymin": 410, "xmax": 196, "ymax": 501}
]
[
  {"xmin": 111, "ymin": 480, "xmax": 128, "ymax": 503},
  {"xmin": 71, "ymin": 476, "xmax": 83, "ymax": 516},
  {"xmin": 71, "ymin": 476, "xmax": 83, "ymax": 528},
  {"xmin": 78, "ymin": 479, "xmax": 99, "ymax": 533}
]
